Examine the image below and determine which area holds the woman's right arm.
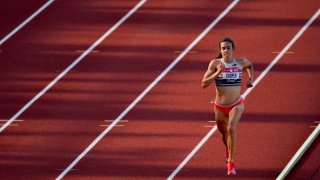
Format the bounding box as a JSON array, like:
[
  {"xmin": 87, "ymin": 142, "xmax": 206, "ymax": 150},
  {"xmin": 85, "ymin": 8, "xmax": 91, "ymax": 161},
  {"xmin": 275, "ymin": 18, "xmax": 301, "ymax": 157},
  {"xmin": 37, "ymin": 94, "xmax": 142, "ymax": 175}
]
[{"xmin": 201, "ymin": 60, "xmax": 223, "ymax": 89}]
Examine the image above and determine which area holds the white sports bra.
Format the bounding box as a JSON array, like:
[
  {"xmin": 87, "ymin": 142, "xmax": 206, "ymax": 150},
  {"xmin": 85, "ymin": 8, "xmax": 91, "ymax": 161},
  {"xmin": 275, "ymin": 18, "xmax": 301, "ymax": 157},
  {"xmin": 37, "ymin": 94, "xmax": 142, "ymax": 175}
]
[{"xmin": 215, "ymin": 59, "xmax": 242, "ymax": 86}]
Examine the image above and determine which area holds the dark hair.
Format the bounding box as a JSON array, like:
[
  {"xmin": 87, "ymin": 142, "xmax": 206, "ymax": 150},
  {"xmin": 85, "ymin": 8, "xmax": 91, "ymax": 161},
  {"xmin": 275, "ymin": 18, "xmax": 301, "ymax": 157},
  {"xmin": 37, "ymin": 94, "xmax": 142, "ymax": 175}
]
[{"xmin": 216, "ymin": 37, "xmax": 235, "ymax": 59}]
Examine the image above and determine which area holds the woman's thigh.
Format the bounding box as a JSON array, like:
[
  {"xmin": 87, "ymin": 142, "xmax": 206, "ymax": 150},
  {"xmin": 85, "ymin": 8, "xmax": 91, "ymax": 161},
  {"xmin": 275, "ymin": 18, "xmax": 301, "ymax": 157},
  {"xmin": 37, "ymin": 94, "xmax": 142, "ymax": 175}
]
[{"xmin": 228, "ymin": 104, "xmax": 244, "ymax": 127}]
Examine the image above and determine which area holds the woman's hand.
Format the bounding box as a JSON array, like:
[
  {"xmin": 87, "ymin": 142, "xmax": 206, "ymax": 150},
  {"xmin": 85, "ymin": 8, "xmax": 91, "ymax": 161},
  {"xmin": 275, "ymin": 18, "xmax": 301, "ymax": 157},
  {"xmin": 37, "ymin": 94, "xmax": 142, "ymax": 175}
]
[
  {"xmin": 216, "ymin": 62, "xmax": 225, "ymax": 73},
  {"xmin": 246, "ymin": 77, "xmax": 253, "ymax": 88},
  {"xmin": 201, "ymin": 60, "xmax": 224, "ymax": 89}
]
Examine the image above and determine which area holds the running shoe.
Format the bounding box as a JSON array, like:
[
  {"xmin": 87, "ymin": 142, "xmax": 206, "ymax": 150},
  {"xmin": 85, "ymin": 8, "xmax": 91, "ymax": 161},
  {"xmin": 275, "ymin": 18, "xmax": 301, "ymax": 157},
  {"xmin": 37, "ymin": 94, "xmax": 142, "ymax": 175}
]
[{"xmin": 227, "ymin": 161, "xmax": 236, "ymax": 175}]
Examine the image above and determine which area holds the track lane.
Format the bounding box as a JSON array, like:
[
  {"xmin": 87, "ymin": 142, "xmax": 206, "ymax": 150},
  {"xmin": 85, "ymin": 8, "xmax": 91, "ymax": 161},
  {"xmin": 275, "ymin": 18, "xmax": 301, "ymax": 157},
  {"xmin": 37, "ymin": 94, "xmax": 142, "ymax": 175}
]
[
  {"xmin": 172, "ymin": 2, "xmax": 320, "ymax": 179},
  {"xmin": 1, "ymin": 0, "xmax": 318, "ymax": 179},
  {"xmin": 0, "ymin": 0, "xmax": 147, "ymax": 179},
  {"xmin": 0, "ymin": 0, "xmax": 47, "ymax": 40},
  {"xmin": 0, "ymin": 0, "xmax": 140, "ymax": 125},
  {"xmin": 0, "ymin": 0, "xmax": 231, "ymax": 179},
  {"xmin": 22, "ymin": 0, "xmax": 232, "ymax": 179},
  {"xmin": 57, "ymin": 1, "xmax": 240, "ymax": 179},
  {"xmin": 275, "ymin": 16, "xmax": 320, "ymax": 179},
  {"xmin": 50, "ymin": 0, "xmax": 303, "ymax": 179},
  {"xmin": 0, "ymin": 0, "xmax": 148, "ymax": 133},
  {"xmin": 59, "ymin": 1, "xmax": 320, "ymax": 179}
]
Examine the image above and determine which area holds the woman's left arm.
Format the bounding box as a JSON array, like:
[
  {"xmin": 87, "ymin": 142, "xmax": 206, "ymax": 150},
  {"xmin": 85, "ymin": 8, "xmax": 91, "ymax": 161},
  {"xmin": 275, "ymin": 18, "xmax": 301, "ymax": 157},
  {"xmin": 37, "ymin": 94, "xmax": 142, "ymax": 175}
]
[{"xmin": 240, "ymin": 58, "xmax": 254, "ymax": 88}]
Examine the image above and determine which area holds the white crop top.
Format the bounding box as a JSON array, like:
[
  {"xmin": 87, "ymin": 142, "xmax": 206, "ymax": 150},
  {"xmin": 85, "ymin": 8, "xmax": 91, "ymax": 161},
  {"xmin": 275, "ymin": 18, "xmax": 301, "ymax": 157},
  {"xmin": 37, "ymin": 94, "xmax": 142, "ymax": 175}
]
[{"xmin": 215, "ymin": 59, "xmax": 242, "ymax": 86}]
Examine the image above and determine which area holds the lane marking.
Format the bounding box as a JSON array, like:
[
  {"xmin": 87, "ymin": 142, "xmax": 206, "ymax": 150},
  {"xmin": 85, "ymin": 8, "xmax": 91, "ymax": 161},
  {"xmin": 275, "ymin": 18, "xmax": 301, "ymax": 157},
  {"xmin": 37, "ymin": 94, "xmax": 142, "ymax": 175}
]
[
  {"xmin": 163, "ymin": 169, "xmax": 191, "ymax": 172},
  {"xmin": 55, "ymin": 1, "xmax": 148, "ymax": 179},
  {"xmin": 174, "ymin": 50, "xmax": 198, "ymax": 54},
  {"xmin": 168, "ymin": 126, "xmax": 218, "ymax": 180},
  {"xmin": 272, "ymin": 51, "xmax": 295, "ymax": 54},
  {"xmin": 55, "ymin": 168, "xmax": 80, "ymax": 171},
  {"xmin": 104, "ymin": 120, "xmax": 128, "ymax": 123},
  {"xmin": 208, "ymin": 121, "xmax": 216, "ymax": 123},
  {"xmin": 0, "ymin": 0, "xmax": 147, "ymax": 134},
  {"xmin": 277, "ymin": 124, "xmax": 320, "ymax": 180},
  {"xmin": 155, "ymin": 70, "xmax": 177, "ymax": 73},
  {"xmin": 0, "ymin": 0, "xmax": 56, "ymax": 46},
  {"xmin": 169, "ymin": 8, "xmax": 320, "ymax": 180},
  {"xmin": 99, "ymin": 124, "xmax": 125, "ymax": 127},
  {"xmin": 242, "ymin": 9, "xmax": 320, "ymax": 100},
  {"xmin": 57, "ymin": 0, "xmax": 239, "ymax": 179},
  {"xmin": 76, "ymin": 50, "xmax": 100, "ymax": 53}
]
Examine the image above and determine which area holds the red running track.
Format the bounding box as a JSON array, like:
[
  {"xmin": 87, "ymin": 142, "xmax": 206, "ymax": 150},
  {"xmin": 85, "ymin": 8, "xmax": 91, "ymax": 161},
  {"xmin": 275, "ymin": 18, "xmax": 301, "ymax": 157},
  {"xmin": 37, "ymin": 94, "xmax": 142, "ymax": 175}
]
[
  {"xmin": 0, "ymin": 0, "xmax": 319, "ymax": 179},
  {"xmin": 0, "ymin": 0, "xmax": 47, "ymax": 39}
]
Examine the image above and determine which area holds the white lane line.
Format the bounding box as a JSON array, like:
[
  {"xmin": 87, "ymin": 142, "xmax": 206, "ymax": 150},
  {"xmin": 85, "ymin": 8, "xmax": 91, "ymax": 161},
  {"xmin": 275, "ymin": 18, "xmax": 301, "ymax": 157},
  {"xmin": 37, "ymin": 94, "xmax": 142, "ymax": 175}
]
[
  {"xmin": 104, "ymin": 120, "xmax": 128, "ymax": 122},
  {"xmin": 0, "ymin": 0, "xmax": 55, "ymax": 46},
  {"xmin": 55, "ymin": 168, "xmax": 80, "ymax": 171},
  {"xmin": 0, "ymin": 0, "xmax": 148, "ymax": 134},
  {"xmin": 277, "ymin": 124, "xmax": 320, "ymax": 180},
  {"xmin": 99, "ymin": 124, "xmax": 125, "ymax": 127},
  {"xmin": 168, "ymin": 8, "xmax": 320, "ymax": 180},
  {"xmin": 168, "ymin": 126, "xmax": 218, "ymax": 180},
  {"xmin": 76, "ymin": 50, "xmax": 100, "ymax": 53},
  {"xmin": 272, "ymin": 51, "xmax": 295, "ymax": 54},
  {"xmin": 56, "ymin": 0, "xmax": 240, "ymax": 179},
  {"xmin": 174, "ymin": 50, "xmax": 198, "ymax": 54},
  {"xmin": 242, "ymin": 9, "xmax": 320, "ymax": 100},
  {"xmin": 163, "ymin": 169, "xmax": 191, "ymax": 172}
]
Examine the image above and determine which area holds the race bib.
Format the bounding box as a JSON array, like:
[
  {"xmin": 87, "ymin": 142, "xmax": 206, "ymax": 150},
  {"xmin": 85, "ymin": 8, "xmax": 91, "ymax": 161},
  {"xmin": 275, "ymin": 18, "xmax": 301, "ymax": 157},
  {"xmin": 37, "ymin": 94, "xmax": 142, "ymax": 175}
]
[{"xmin": 224, "ymin": 73, "xmax": 239, "ymax": 79}]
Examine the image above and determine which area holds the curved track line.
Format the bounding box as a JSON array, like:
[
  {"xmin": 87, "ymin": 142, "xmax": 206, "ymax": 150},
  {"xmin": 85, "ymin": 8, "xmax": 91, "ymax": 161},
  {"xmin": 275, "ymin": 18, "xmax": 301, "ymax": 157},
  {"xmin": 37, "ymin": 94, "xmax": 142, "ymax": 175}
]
[
  {"xmin": 56, "ymin": 0, "xmax": 240, "ymax": 179},
  {"xmin": 0, "ymin": 0, "xmax": 56, "ymax": 46},
  {"xmin": 168, "ymin": 8, "xmax": 320, "ymax": 180},
  {"xmin": 0, "ymin": 0, "xmax": 148, "ymax": 134}
]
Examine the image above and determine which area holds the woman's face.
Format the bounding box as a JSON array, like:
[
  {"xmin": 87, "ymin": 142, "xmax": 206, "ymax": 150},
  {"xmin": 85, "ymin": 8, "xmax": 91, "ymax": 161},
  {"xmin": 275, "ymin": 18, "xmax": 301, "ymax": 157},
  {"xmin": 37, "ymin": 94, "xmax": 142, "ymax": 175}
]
[{"xmin": 220, "ymin": 41, "xmax": 233, "ymax": 60}]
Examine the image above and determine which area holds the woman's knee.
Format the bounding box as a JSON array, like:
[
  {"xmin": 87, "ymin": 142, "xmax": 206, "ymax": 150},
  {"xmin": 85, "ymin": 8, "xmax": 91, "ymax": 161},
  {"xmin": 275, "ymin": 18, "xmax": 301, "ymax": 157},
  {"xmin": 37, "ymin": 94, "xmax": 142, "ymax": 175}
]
[{"xmin": 227, "ymin": 125, "xmax": 236, "ymax": 135}]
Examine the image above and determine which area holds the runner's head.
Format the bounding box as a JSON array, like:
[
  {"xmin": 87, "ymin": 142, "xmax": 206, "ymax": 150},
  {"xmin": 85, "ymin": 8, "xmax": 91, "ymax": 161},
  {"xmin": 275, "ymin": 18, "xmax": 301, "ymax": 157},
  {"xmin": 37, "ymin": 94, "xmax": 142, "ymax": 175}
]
[{"xmin": 216, "ymin": 37, "xmax": 235, "ymax": 59}]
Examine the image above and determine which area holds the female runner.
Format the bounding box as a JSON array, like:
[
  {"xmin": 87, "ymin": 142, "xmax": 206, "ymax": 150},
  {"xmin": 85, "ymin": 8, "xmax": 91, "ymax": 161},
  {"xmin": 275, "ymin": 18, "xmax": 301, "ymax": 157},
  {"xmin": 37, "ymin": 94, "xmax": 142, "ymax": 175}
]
[{"xmin": 201, "ymin": 37, "xmax": 253, "ymax": 175}]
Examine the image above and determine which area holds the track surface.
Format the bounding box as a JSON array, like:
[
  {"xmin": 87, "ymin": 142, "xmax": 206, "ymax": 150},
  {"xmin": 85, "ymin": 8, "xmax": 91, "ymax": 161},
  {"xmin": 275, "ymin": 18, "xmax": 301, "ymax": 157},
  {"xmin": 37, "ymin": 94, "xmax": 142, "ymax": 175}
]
[
  {"xmin": 0, "ymin": 0, "xmax": 319, "ymax": 179},
  {"xmin": 0, "ymin": 0, "xmax": 47, "ymax": 39}
]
